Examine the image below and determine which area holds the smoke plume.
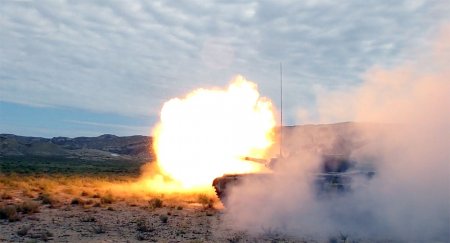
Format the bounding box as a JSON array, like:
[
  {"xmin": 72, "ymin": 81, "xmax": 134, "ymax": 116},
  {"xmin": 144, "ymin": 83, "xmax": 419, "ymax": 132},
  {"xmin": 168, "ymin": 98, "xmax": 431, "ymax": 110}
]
[{"xmin": 224, "ymin": 27, "xmax": 450, "ymax": 241}]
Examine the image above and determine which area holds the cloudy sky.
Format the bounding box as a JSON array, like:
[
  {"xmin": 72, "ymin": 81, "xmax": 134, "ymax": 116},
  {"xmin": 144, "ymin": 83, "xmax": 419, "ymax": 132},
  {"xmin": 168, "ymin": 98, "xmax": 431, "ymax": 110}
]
[{"xmin": 1, "ymin": 0, "xmax": 449, "ymax": 137}]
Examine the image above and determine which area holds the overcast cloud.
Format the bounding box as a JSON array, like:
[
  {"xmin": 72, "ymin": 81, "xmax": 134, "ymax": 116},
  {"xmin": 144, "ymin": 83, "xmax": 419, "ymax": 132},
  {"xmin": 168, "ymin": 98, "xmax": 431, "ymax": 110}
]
[{"xmin": 1, "ymin": 0, "xmax": 449, "ymax": 129}]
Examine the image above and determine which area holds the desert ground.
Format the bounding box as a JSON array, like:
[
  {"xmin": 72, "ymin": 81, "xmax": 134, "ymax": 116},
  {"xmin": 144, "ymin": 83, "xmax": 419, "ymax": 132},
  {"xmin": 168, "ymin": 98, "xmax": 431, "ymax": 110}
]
[{"xmin": 0, "ymin": 159, "xmax": 313, "ymax": 243}]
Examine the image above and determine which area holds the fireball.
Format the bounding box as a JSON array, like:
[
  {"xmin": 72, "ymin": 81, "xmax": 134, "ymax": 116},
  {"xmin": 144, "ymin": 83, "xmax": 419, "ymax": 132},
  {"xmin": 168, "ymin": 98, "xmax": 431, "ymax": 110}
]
[{"xmin": 143, "ymin": 75, "xmax": 275, "ymax": 193}]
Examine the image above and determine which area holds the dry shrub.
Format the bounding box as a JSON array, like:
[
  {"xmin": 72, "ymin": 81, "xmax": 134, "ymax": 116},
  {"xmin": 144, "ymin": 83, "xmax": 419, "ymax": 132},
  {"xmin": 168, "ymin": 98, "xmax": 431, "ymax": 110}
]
[
  {"xmin": 71, "ymin": 197, "xmax": 85, "ymax": 205},
  {"xmin": 0, "ymin": 205, "xmax": 20, "ymax": 222},
  {"xmin": 92, "ymin": 223, "xmax": 106, "ymax": 234},
  {"xmin": 37, "ymin": 179, "xmax": 56, "ymax": 192},
  {"xmin": 17, "ymin": 200, "xmax": 40, "ymax": 214},
  {"xmin": 80, "ymin": 215, "xmax": 96, "ymax": 222},
  {"xmin": 198, "ymin": 194, "xmax": 214, "ymax": 209},
  {"xmin": 159, "ymin": 214, "xmax": 168, "ymax": 223},
  {"xmin": 38, "ymin": 193, "xmax": 58, "ymax": 206},
  {"xmin": 29, "ymin": 229, "xmax": 53, "ymax": 241},
  {"xmin": 148, "ymin": 198, "xmax": 163, "ymax": 209},
  {"xmin": 17, "ymin": 226, "xmax": 31, "ymax": 236},
  {"xmin": 1, "ymin": 192, "xmax": 13, "ymax": 200},
  {"xmin": 84, "ymin": 199, "xmax": 94, "ymax": 205},
  {"xmin": 62, "ymin": 187, "xmax": 75, "ymax": 195},
  {"xmin": 22, "ymin": 189, "xmax": 35, "ymax": 198},
  {"xmin": 136, "ymin": 217, "xmax": 154, "ymax": 232},
  {"xmin": 100, "ymin": 193, "xmax": 114, "ymax": 204}
]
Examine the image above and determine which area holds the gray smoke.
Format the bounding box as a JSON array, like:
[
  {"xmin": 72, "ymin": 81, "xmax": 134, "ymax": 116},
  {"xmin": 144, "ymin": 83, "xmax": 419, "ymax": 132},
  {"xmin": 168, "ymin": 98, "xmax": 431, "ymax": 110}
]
[{"xmin": 224, "ymin": 26, "xmax": 450, "ymax": 241}]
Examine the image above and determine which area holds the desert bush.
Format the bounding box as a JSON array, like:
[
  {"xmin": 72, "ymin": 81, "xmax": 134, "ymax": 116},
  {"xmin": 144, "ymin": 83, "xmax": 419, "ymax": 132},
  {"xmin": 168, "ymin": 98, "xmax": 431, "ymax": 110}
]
[
  {"xmin": 1, "ymin": 191, "xmax": 13, "ymax": 199},
  {"xmin": 17, "ymin": 226, "xmax": 30, "ymax": 236},
  {"xmin": 91, "ymin": 224, "xmax": 106, "ymax": 234},
  {"xmin": 62, "ymin": 187, "xmax": 75, "ymax": 195},
  {"xmin": 159, "ymin": 214, "xmax": 168, "ymax": 223},
  {"xmin": 84, "ymin": 199, "xmax": 94, "ymax": 205},
  {"xmin": 100, "ymin": 194, "xmax": 114, "ymax": 204},
  {"xmin": 38, "ymin": 193, "xmax": 57, "ymax": 206},
  {"xmin": 29, "ymin": 229, "xmax": 53, "ymax": 241},
  {"xmin": 71, "ymin": 197, "xmax": 85, "ymax": 205},
  {"xmin": 136, "ymin": 232, "xmax": 150, "ymax": 241},
  {"xmin": 80, "ymin": 215, "xmax": 96, "ymax": 222},
  {"xmin": 80, "ymin": 191, "xmax": 89, "ymax": 197},
  {"xmin": 18, "ymin": 201, "xmax": 40, "ymax": 214},
  {"xmin": 37, "ymin": 179, "xmax": 56, "ymax": 192},
  {"xmin": 176, "ymin": 205, "xmax": 183, "ymax": 210},
  {"xmin": 0, "ymin": 205, "xmax": 20, "ymax": 222},
  {"xmin": 198, "ymin": 194, "xmax": 214, "ymax": 209},
  {"xmin": 136, "ymin": 217, "xmax": 154, "ymax": 232},
  {"xmin": 148, "ymin": 198, "xmax": 163, "ymax": 209}
]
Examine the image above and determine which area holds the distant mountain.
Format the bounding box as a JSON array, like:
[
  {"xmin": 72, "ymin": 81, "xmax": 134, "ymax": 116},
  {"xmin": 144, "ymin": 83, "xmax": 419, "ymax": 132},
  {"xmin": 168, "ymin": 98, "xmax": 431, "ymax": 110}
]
[
  {"xmin": 0, "ymin": 134, "xmax": 153, "ymax": 161},
  {"xmin": 0, "ymin": 122, "xmax": 385, "ymax": 162}
]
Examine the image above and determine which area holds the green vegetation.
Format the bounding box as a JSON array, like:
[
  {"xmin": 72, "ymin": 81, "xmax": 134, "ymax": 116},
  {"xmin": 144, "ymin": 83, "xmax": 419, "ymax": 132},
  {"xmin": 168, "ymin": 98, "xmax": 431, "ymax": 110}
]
[{"xmin": 0, "ymin": 156, "xmax": 146, "ymax": 176}]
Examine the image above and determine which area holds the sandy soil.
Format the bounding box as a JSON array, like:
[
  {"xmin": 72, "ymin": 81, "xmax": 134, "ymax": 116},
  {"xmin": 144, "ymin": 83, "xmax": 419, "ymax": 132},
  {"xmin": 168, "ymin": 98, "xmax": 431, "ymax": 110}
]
[{"xmin": 0, "ymin": 190, "xmax": 308, "ymax": 243}]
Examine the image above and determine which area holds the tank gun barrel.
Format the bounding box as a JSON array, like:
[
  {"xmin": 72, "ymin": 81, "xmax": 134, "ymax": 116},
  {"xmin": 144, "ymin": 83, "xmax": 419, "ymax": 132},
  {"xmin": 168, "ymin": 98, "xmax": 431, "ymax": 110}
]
[{"xmin": 242, "ymin": 156, "xmax": 268, "ymax": 164}]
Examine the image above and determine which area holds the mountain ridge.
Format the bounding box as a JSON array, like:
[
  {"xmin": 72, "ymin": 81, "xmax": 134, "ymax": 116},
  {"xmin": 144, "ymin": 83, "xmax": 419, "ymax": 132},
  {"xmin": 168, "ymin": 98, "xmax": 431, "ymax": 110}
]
[{"xmin": 0, "ymin": 133, "xmax": 153, "ymax": 161}]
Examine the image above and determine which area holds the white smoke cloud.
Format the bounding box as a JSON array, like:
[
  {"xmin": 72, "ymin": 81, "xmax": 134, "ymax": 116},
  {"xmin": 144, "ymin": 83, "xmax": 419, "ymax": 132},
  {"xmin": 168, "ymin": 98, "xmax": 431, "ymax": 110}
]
[{"xmin": 224, "ymin": 26, "xmax": 450, "ymax": 241}]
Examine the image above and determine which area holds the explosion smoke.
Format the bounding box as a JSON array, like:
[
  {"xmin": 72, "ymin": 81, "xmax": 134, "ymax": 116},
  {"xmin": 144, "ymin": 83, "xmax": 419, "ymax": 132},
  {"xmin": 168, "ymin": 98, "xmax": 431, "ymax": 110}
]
[
  {"xmin": 141, "ymin": 75, "xmax": 276, "ymax": 193},
  {"xmin": 225, "ymin": 27, "xmax": 450, "ymax": 241}
]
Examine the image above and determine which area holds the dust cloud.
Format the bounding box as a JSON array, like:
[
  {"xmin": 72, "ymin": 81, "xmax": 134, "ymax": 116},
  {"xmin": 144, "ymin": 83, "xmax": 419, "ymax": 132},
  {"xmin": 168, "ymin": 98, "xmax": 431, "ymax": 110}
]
[{"xmin": 224, "ymin": 27, "xmax": 450, "ymax": 241}]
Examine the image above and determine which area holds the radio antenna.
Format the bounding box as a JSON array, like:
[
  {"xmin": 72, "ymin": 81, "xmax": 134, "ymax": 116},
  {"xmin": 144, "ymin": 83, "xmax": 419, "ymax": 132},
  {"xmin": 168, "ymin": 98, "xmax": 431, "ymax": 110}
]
[{"xmin": 279, "ymin": 62, "xmax": 283, "ymax": 157}]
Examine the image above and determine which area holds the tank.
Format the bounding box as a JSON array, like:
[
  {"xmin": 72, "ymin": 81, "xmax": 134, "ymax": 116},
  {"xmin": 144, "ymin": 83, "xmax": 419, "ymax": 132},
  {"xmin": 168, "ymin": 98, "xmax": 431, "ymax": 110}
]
[
  {"xmin": 212, "ymin": 156, "xmax": 274, "ymax": 205},
  {"xmin": 212, "ymin": 154, "xmax": 375, "ymax": 205}
]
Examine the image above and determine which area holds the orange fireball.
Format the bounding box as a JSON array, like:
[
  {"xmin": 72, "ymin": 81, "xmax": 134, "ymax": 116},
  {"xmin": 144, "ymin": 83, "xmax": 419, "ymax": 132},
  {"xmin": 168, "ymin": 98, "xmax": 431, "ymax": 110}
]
[{"xmin": 143, "ymin": 75, "xmax": 275, "ymax": 193}]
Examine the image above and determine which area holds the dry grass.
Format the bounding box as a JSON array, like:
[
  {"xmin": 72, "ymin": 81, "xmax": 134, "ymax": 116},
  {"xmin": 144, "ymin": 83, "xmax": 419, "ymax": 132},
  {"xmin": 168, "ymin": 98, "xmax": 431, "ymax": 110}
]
[
  {"xmin": 71, "ymin": 197, "xmax": 85, "ymax": 206},
  {"xmin": 148, "ymin": 198, "xmax": 163, "ymax": 209},
  {"xmin": 159, "ymin": 214, "xmax": 169, "ymax": 223},
  {"xmin": 0, "ymin": 205, "xmax": 20, "ymax": 222},
  {"xmin": 38, "ymin": 193, "xmax": 59, "ymax": 207},
  {"xmin": 136, "ymin": 217, "xmax": 155, "ymax": 232},
  {"xmin": 17, "ymin": 200, "xmax": 40, "ymax": 214},
  {"xmin": 100, "ymin": 193, "xmax": 115, "ymax": 204},
  {"xmin": 0, "ymin": 174, "xmax": 219, "ymax": 215},
  {"xmin": 198, "ymin": 194, "xmax": 215, "ymax": 209},
  {"xmin": 1, "ymin": 191, "xmax": 13, "ymax": 199}
]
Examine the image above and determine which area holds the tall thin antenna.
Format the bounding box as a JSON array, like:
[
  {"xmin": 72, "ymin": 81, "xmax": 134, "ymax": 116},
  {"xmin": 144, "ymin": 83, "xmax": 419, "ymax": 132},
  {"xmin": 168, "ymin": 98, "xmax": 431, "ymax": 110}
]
[{"xmin": 280, "ymin": 62, "xmax": 283, "ymax": 157}]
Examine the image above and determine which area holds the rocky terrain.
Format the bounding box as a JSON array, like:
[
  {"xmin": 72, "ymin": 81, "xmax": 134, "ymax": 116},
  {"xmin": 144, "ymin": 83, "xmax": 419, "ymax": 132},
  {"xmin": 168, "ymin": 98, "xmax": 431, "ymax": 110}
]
[
  {"xmin": 0, "ymin": 134, "xmax": 153, "ymax": 161},
  {"xmin": 0, "ymin": 175, "xmax": 311, "ymax": 243}
]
